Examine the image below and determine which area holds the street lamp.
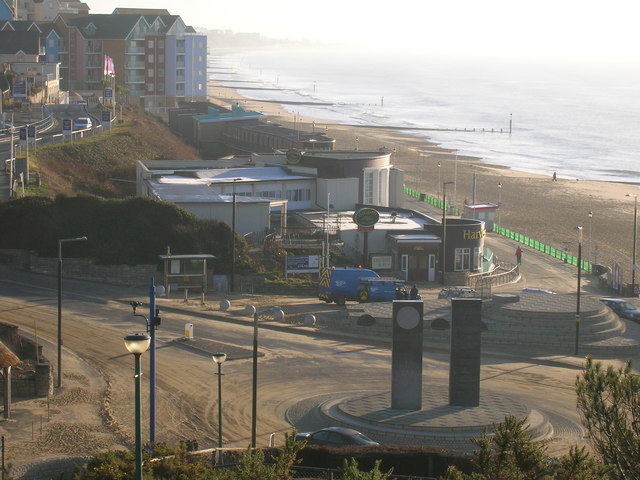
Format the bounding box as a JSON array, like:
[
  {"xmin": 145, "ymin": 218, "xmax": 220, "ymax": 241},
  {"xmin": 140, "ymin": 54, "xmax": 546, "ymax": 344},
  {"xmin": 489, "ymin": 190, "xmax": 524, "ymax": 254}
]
[
  {"xmin": 626, "ymin": 193, "xmax": 637, "ymax": 296},
  {"xmin": 212, "ymin": 352, "xmax": 227, "ymax": 449},
  {"xmin": 57, "ymin": 236, "xmax": 87, "ymax": 388},
  {"xmin": 230, "ymin": 177, "xmax": 241, "ymax": 293},
  {"xmin": 124, "ymin": 332, "xmax": 151, "ymax": 480},
  {"xmin": 129, "ymin": 279, "xmax": 164, "ymax": 444},
  {"xmin": 437, "ymin": 162, "xmax": 441, "ymax": 199},
  {"xmin": 588, "ymin": 210, "xmax": 593, "ymax": 266},
  {"xmin": 441, "ymin": 181, "xmax": 455, "ymax": 285},
  {"xmin": 497, "ymin": 182, "xmax": 502, "ymax": 230},
  {"xmin": 575, "ymin": 226, "xmax": 583, "ymax": 356},
  {"xmin": 453, "ymin": 151, "xmax": 458, "ymax": 210},
  {"xmin": 249, "ymin": 305, "xmax": 284, "ymax": 448}
]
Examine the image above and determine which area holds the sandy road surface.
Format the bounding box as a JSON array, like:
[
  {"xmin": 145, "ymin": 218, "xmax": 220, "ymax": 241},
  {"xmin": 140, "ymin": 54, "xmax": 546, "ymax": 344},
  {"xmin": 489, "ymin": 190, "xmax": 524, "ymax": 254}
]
[{"xmin": 0, "ymin": 271, "xmax": 602, "ymax": 474}]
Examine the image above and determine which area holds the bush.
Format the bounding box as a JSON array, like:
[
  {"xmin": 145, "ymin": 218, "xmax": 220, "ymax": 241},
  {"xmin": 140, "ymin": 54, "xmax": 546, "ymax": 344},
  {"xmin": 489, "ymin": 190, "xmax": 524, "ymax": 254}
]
[{"xmin": 0, "ymin": 195, "xmax": 252, "ymax": 269}]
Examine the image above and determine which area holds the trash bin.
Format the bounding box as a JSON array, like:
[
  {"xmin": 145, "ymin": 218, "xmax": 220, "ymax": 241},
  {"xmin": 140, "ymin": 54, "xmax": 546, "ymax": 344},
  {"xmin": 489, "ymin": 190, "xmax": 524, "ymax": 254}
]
[{"xmin": 184, "ymin": 323, "xmax": 194, "ymax": 340}]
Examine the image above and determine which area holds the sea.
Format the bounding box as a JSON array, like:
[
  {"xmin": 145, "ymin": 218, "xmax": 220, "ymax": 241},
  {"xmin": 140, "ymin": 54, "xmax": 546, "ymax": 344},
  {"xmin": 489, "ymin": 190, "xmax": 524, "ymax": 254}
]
[{"xmin": 208, "ymin": 46, "xmax": 640, "ymax": 185}]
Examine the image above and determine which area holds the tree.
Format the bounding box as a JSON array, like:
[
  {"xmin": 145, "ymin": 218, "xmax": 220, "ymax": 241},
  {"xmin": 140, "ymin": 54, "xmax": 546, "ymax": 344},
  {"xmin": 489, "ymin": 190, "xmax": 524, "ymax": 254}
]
[
  {"xmin": 439, "ymin": 415, "xmax": 608, "ymax": 480},
  {"xmin": 340, "ymin": 458, "xmax": 393, "ymax": 480},
  {"xmin": 575, "ymin": 355, "xmax": 640, "ymax": 480}
]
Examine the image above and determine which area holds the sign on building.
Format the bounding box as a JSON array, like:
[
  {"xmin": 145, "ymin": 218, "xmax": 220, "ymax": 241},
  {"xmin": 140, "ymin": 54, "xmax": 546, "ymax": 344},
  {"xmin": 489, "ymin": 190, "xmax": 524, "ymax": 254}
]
[{"xmin": 286, "ymin": 255, "xmax": 320, "ymax": 276}]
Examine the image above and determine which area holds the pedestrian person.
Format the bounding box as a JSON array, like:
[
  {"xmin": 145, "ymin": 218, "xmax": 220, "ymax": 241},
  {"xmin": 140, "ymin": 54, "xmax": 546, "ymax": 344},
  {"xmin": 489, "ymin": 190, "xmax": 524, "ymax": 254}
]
[
  {"xmin": 552, "ymin": 172, "xmax": 557, "ymax": 181},
  {"xmin": 410, "ymin": 284, "xmax": 419, "ymax": 300},
  {"xmin": 515, "ymin": 246, "xmax": 523, "ymax": 264}
]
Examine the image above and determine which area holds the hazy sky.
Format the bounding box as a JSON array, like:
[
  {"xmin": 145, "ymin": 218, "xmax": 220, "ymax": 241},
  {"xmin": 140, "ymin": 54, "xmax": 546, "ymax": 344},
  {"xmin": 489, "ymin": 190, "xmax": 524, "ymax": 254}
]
[{"xmin": 92, "ymin": 0, "xmax": 639, "ymax": 62}]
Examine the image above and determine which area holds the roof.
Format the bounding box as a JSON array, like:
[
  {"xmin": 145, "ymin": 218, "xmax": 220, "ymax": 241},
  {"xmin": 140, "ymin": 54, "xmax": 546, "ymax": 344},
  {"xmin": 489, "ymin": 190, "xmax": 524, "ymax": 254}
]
[
  {"xmin": 113, "ymin": 8, "xmax": 172, "ymax": 15},
  {"xmin": 158, "ymin": 254, "xmax": 216, "ymax": 260},
  {"xmin": 58, "ymin": 13, "xmax": 182, "ymax": 39},
  {"xmin": 465, "ymin": 203, "xmax": 499, "ymax": 210},
  {"xmin": 0, "ymin": 30, "xmax": 40, "ymax": 55}
]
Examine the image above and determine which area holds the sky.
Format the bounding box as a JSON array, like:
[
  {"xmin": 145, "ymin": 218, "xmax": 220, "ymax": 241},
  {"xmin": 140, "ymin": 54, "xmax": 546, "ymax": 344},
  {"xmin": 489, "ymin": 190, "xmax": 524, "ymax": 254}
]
[{"xmin": 92, "ymin": 0, "xmax": 640, "ymax": 62}]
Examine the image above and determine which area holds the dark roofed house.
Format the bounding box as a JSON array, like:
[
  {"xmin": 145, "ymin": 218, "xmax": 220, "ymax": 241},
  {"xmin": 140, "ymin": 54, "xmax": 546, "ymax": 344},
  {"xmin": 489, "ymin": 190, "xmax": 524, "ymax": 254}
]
[{"xmin": 0, "ymin": 30, "xmax": 41, "ymax": 61}]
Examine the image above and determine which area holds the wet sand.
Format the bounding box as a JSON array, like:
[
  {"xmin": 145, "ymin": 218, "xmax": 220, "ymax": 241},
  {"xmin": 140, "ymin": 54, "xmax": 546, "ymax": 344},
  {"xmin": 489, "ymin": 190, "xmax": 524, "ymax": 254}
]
[{"xmin": 207, "ymin": 79, "xmax": 638, "ymax": 286}]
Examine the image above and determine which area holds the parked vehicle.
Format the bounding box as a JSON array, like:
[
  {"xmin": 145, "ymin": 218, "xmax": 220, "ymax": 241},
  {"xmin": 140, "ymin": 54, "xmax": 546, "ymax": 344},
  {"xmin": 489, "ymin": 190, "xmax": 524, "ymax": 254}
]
[
  {"xmin": 295, "ymin": 427, "xmax": 379, "ymax": 447},
  {"xmin": 438, "ymin": 287, "xmax": 479, "ymax": 299},
  {"xmin": 318, "ymin": 267, "xmax": 380, "ymax": 305},
  {"xmin": 600, "ymin": 298, "xmax": 640, "ymax": 322},
  {"xmin": 73, "ymin": 117, "xmax": 92, "ymax": 130},
  {"xmin": 358, "ymin": 277, "xmax": 407, "ymax": 303}
]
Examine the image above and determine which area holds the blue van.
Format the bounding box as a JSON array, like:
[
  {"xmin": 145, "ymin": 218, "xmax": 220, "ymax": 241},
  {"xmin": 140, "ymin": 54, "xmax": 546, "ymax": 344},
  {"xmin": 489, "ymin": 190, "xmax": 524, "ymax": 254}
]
[{"xmin": 318, "ymin": 267, "xmax": 379, "ymax": 305}]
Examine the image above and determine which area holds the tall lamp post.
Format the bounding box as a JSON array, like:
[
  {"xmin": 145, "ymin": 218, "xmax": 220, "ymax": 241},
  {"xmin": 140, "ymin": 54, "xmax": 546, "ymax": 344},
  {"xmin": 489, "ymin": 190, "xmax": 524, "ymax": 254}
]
[
  {"xmin": 129, "ymin": 279, "xmax": 164, "ymax": 444},
  {"xmin": 124, "ymin": 333, "xmax": 151, "ymax": 480},
  {"xmin": 441, "ymin": 181, "xmax": 454, "ymax": 285},
  {"xmin": 588, "ymin": 210, "xmax": 593, "ymax": 266},
  {"xmin": 212, "ymin": 352, "xmax": 227, "ymax": 449},
  {"xmin": 497, "ymin": 182, "xmax": 502, "ymax": 230},
  {"xmin": 437, "ymin": 162, "xmax": 441, "ymax": 199},
  {"xmin": 250, "ymin": 305, "xmax": 284, "ymax": 448},
  {"xmin": 230, "ymin": 178, "xmax": 241, "ymax": 293},
  {"xmin": 57, "ymin": 236, "xmax": 87, "ymax": 388},
  {"xmin": 626, "ymin": 193, "xmax": 637, "ymax": 296},
  {"xmin": 575, "ymin": 226, "xmax": 583, "ymax": 356}
]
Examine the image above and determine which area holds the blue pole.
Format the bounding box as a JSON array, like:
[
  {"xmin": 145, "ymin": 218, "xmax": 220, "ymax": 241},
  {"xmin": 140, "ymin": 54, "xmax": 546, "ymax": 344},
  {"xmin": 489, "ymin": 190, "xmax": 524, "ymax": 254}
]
[{"xmin": 149, "ymin": 277, "xmax": 156, "ymax": 444}]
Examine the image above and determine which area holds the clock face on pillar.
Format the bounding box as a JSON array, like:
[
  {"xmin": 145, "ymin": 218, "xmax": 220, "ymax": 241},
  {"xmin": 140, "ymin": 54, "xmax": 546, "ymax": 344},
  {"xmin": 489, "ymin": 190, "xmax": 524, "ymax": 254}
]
[{"xmin": 397, "ymin": 305, "xmax": 421, "ymax": 330}]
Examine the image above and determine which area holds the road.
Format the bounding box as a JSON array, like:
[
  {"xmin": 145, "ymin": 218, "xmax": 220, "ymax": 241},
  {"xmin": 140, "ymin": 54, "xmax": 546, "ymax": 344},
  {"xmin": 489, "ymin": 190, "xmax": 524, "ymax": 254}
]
[{"xmin": 0, "ymin": 265, "xmax": 599, "ymax": 470}]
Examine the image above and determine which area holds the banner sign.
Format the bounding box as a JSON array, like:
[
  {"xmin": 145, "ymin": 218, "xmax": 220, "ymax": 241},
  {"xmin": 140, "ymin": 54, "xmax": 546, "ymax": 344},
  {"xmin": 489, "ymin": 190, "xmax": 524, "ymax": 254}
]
[{"xmin": 286, "ymin": 255, "xmax": 320, "ymax": 273}]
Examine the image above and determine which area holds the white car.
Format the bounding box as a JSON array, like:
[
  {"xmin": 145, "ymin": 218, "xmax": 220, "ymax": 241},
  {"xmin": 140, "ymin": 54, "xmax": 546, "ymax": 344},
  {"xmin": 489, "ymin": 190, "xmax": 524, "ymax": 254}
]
[{"xmin": 73, "ymin": 117, "xmax": 92, "ymax": 130}]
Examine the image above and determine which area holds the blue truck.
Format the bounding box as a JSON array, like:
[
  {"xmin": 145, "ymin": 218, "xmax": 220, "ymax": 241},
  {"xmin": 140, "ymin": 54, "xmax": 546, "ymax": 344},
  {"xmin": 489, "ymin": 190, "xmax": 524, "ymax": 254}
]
[{"xmin": 318, "ymin": 267, "xmax": 405, "ymax": 305}]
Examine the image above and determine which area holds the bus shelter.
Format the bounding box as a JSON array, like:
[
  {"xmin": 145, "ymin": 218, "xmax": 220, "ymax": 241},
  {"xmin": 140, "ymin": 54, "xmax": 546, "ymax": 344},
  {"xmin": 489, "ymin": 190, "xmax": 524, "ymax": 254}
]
[{"xmin": 159, "ymin": 254, "xmax": 216, "ymax": 295}]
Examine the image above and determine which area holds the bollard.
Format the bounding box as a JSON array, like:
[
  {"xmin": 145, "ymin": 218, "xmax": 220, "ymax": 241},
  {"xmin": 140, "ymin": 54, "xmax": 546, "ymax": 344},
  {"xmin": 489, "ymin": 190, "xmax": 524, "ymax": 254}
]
[{"xmin": 183, "ymin": 288, "xmax": 189, "ymax": 303}]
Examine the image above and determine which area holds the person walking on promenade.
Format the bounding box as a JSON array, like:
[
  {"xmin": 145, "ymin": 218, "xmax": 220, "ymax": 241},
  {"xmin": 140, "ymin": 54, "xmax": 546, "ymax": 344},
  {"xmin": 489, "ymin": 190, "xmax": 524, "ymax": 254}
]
[
  {"xmin": 515, "ymin": 246, "xmax": 523, "ymax": 264},
  {"xmin": 552, "ymin": 172, "xmax": 557, "ymax": 181}
]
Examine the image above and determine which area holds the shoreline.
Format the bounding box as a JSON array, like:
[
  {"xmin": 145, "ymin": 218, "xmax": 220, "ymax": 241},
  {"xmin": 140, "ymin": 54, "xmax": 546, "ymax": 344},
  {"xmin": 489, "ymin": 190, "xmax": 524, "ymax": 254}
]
[{"xmin": 207, "ymin": 78, "xmax": 638, "ymax": 286}]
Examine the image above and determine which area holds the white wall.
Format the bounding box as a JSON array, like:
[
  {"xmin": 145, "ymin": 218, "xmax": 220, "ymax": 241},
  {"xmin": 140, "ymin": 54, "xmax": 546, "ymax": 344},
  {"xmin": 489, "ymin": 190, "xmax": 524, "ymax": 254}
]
[{"xmin": 316, "ymin": 178, "xmax": 359, "ymax": 210}]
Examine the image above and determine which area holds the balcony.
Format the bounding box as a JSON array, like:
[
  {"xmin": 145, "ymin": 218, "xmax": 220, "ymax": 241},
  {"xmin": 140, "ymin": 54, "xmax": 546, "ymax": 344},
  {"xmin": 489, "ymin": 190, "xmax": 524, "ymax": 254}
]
[
  {"xmin": 125, "ymin": 61, "xmax": 145, "ymax": 69},
  {"xmin": 125, "ymin": 47, "xmax": 145, "ymax": 54},
  {"xmin": 125, "ymin": 74, "xmax": 145, "ymax": 84}
]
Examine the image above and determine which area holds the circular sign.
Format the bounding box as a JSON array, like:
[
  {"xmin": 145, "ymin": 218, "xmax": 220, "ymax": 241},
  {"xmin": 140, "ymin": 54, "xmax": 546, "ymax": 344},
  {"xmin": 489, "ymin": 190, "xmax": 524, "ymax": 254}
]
[
  {"xmin": 285, "ymin": 149, "xmax": 302, "ymax": 165},
  {"xmin": 396, "ymin": 306, "xmax": 420, "ymax": 330},
  {"xmin": 353, "ymin": 208, "xmax": 380, "ymax": 228}
]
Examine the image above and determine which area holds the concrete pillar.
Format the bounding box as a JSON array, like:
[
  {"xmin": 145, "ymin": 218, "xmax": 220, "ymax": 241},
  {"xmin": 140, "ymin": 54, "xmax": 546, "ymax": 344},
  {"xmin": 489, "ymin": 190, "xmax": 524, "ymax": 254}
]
[
  {"xmin": 449, "ymin": 298, "xmax": 483, "ymax": 407},
  {"xmin": 391, "ymin": 300, "xmax": 424, "ymax": 410}
]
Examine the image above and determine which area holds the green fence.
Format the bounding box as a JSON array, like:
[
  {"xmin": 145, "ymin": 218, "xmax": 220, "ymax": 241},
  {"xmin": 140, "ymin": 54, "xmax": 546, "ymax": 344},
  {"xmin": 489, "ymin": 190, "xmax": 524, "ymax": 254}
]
[
  {"xmin": 403, "ymin": 185, "xmax": 591, "ymax": 273},
  {"xmin": 493, "ymin": 224, "xmax": 592, "ymax": 273},
  {"xmin": 403, "ymin": 185, "xmax": 460, "ymax": 216}
]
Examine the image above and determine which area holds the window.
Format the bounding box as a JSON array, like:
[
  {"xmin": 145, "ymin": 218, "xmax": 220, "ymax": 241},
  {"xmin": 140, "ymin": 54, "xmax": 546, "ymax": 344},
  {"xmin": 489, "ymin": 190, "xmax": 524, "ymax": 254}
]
[
  {"xmin": 159, "ymin": 40, "xmax": 165, "ymax": 48},
  {"xmin": 148, "ymin": 69, "xmax": 154, "ymax": 77},
  {"xmin": 148, "ymin": 40, "xmax": 154, "ymax": 48},
  {"xmin": 158, "ymin": 54, "xmax": 164, "ymax": 63},
  {"xmin": 148, "ymin": 83, "xmax": 154, "ymax": 92},
  {"xmin": 454, "ymin": 248, "xmax": 470, "ymax": 271},
  {"xmin": 285, "ymin": 188, "xmax": 311, "ymax": 202},
  {"xmin": 363, "ymin": 170, "xmax": 375, "ymax": 204},
  {"xmin": 148, "ymin": 54, "xmax": 154, "ymax": 63},
  {"xmin": 473, "ymin": 247, "xmax": 482, "ymax": 270},
  {"xmin": 48, "ymin": 39, "xmax": 54, "ymax": 47},
  {"xmin": 257, "ymin": 190, "xmax": 282, "ymax": 199}
]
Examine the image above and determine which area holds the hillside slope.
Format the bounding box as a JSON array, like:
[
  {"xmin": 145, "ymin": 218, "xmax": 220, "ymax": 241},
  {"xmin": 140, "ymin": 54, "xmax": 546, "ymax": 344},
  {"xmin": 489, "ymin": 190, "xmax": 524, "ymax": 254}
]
[{"xmin": 33, "ymin": 107, "xmax": 202, "ymax": 198}]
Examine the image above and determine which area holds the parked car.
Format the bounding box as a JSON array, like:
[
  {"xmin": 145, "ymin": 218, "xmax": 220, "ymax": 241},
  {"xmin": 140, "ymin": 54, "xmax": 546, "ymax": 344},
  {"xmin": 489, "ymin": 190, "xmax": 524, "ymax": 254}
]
[
  {"xmin": 295, "ymin": 427, "xmax": 379, "ymax": 447},
  {"xmin": 438, "ymin": 287, "xmax": 479, "ymax": 299},
  {"xmin": 600, "ymin": 298, "xmax": 640, "ymax": 322},
  {"xmin": 73, "ymin": 117, "xmax": 92, "ymax": 130}
]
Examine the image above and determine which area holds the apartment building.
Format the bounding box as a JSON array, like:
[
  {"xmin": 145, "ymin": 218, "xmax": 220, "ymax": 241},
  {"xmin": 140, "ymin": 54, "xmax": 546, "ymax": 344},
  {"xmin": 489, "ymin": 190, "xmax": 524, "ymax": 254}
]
[{"xmin": 52, "ymin": 10, "xmax": 207, "ymax": 106}]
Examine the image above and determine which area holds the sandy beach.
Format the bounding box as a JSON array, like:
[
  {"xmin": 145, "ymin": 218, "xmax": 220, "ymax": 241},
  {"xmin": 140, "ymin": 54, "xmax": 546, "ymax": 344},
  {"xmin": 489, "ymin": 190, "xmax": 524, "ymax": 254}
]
[{"xmin": 207, "ymin": 80, "xmax": 638, "ymax": 288}]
